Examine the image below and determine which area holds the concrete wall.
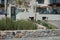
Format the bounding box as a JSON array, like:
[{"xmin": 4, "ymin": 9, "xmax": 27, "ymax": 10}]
[
  {"xmin": 16, "ymin": 12, "xmax": 35, "ymax": 20},
  {"xmin": 37, "ymin": 13, "xmax": 60, "ymax": 20},
  {"xmin": 16, "ymin": 12, "xmax": 60, "ymax": 20},
  {"xmin": 0, "ymin": 15, "xmax": 5, "ymax": 19}
]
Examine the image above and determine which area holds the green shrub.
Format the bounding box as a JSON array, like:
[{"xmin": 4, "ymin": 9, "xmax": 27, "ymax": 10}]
[
  {"xmin": 0, "ymin": 19, "xmax": 36, "ymax": 30},
  {"xmin": 14, "ymin": 20, "xmax": 36, "ymax": 30},
  {"xmin": 0, "ymin": 19, "xmax": 6, "ymax": 30},
  {"xmin": 37, "ymin": 20, "xmax": 57, "ymax": 29}
]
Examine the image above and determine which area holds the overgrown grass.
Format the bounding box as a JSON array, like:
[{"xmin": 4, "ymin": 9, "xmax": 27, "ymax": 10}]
[
  {"xmin": 37, "ymin": 20, "xmax": 57, "ymax": 29},
  {"xmin": 0, "ymin": 18, "xmax": 36, "ymax": 30}
]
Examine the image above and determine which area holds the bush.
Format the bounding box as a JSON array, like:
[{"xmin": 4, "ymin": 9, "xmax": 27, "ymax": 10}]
[
  {"xmin": 37, "ymin": 20, "xmax": 57, "ymax": 29},
  {"xmin": 14, "ymin": 20, "xmax": 36, "ymax": 30},
  {"xmin": 0, "ymin": 19, "xmax": 36, "ymax": 30},
  {"xmin": 0, "ymin": 18, "xmax": 14, "ymax": 30},
  {"xmin": 0, "ymin": 19, "xmax": 6, "ymax": 30}
]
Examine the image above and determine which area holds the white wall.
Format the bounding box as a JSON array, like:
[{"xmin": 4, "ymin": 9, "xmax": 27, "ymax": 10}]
[
  {"xmin": 16, "ymin": 12, "xmax": 60, "ymax": 21},
  {"xmin": 44, "ymin": 0, "xmax": 50, "ymax": 4},
  {"xmin": 16, "ymin": 12, "xmax": 35, "ymax": 20},
  {"xmin": 0, "ymin": 15, "xmax": 5, "ymax": 19},
  {"xmin": 37, "ymin": 13, "xmax": 60, "ymax": 20}
]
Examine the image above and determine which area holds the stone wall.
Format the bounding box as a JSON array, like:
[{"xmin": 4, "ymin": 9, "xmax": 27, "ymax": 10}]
[{"xmin": 0, "ymin": 29, "xmax": 60, "ymax": 39}]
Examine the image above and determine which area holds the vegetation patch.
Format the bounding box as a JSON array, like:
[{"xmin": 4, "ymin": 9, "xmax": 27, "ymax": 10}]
[
  {"xmin": 0, "ymin": 18, "xmax": 36, "ymax": 30},
  {"xmin": 37, "ymin": 20, "xmax": 57, "ymax": 29}
]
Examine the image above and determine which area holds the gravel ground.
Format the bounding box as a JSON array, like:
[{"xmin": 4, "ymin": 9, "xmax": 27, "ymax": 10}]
[{"xmin": 4, "ymin": 36, "xmax": 60, "ymax": 40}]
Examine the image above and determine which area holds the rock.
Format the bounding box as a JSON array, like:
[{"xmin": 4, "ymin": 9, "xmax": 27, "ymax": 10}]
[
  {"xmin": 15, "ymin": 33, "xmax": 24, "ymax": 38},
  {"xmin": 1, "ymin": 32, "xmax": 6, "ymax": 36}
]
